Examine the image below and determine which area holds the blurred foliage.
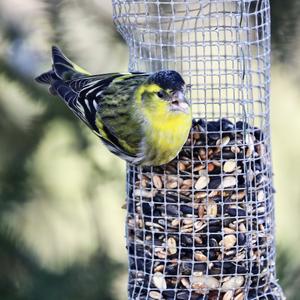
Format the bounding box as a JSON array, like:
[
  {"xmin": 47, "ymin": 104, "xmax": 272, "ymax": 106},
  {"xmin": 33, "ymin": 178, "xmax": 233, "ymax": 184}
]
[
  {"xmin": 276, "ymin": 248, "xmax": 300, "ymax": 300},
  {"xmin": 271, "ymin": 0, "xmax": 300, "ymax": 61},
  {"xmin": 0, "ymin": 0, "xmax": 128, "ymax": 299},
  {"xmin": 0, "ymin": 0, "xmax": 299, "ymax": 299},
  {"xmin": 0, "ymin": 234, "xmax": 121, "ymax": 300}
]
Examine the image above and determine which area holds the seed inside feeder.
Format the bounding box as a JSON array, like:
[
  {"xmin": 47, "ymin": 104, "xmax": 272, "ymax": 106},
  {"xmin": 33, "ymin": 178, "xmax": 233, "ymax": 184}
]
[
  {"xmin": 153, "ymin": 272, "xmax": 167, "ymax": 290},
  {"xmin": 223, "ymin": 160, "xmax": 237, "ymax": 173},
  {"xmin": 195, "ymin": 175, "xmax": 210, "ymax": 190},
  {"xmin": 127, "ymin": 119, "xmax": 282, "ymax": 299}
]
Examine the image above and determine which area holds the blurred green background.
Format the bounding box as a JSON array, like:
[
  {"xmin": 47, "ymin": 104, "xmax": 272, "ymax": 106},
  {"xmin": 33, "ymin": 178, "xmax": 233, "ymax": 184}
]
[{"xmin": 0, "ymin": 0, "xmax": 299, "ymax": 299}]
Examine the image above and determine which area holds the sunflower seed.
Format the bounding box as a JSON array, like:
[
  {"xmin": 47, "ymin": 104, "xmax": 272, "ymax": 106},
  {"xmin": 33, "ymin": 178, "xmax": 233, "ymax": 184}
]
[
  {"xmin": 153, "ymin": 272, "xmax": 167, "ymax": 290},
  {"xmin": 167, "ymin": 237, "xmax": 177, "ymax": 255},
  {"xmin": 195, "ymin": 175, "xmax": 210, "ymax": 190},
  {"xmin": 239, "ymin": 223, "xmax": 247, "ymax": 233},
  {"xmin": 219, "ymin": 176, "xmax": 237, "ymax": 188},
  {"xmin": 223, "ymin": 160, "xmax": 237, "ymax": 173},
  {"xmin": 231, "ymin": 145, "xmax": 240, "ymax": 154},
  {"xmin": 166, "ymin": 179, "xmax": 178, "ymax": 189},
  {"xmin": 234, "ymin": 292, "xmax": 245, "ymax": 300},
  {"xmin": 190, "ymin": 273, "xmax": 220, "ymax": 290},
  {"xmin": 195, "ymin": 251, "xmax": 207, "ymax": 261},
  {"xmin": 222, "ymin": 276, "xmax": 244, "ymax": 290},
  {"xmin": 153, "ymin": 175, "xmax": 163, "ymax": 189},
  {"xmin": 217, "ymin": 136, "xmax": 231, "ymax": 147},
  {"xmin": 207, "ymin": 200, "xmax": 218, "ymax": 217},
  {"xmin": 246, "ymin": 134, "xmax": 255, "ymax": 157},
  {"xmin": 182, "ymin": 179, "xmax": 193, "ymax": 187},
  {"xmin": 223, "ymin": 290, "xmax": 234, "ymax": 300},
  {"xmin": 149, "ymin": 291, "xmax": 162, "ymax": 299},
  {"xmin": 179, "ymin": 161, "xmax": 187, "ymax": 171},
  {"xmin": 257, "ymin": 190, "xmax": 265, "ymax": 202},
  {"xmin": 181, "ymin": 277, "xmax": 190, "ymax": 289},
  {"xmin": 221, "ymin": 234, "xmax": 237, "ymax": 250}
]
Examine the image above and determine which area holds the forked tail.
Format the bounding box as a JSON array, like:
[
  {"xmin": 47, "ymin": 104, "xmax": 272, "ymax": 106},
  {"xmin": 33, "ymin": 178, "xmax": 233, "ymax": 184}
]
[{"xmin": 35, "ymin": 46, "xmax": 90, "ymax": 84}]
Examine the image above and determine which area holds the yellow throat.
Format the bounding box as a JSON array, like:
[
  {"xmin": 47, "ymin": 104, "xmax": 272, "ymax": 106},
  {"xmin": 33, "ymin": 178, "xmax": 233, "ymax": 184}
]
[{"xmin": 143, "ymin": 99, "xmax": 192, "ymax": 166}]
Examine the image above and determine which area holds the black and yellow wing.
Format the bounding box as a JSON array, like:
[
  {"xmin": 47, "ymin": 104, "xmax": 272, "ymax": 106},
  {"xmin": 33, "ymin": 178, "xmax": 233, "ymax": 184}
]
[{"xmin": 35, "ymin": 46, "xmax": 147, "ymax": 163}]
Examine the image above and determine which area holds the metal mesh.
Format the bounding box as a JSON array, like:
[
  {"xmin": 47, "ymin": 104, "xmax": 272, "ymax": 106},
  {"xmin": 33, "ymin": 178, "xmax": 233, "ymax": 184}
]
[{"xmin": 112, "ymin": 1, "xmax": 285, "ymax": 299}]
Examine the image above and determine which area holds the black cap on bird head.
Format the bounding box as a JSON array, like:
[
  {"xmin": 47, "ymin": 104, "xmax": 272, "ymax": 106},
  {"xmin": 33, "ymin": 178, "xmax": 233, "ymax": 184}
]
[{"xmin": 148, "ymin": 70, "xmax": 185, "ymax": 91}]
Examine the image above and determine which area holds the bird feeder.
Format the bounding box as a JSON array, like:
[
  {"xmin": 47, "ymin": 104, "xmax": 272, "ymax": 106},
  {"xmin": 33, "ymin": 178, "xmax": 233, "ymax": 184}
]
[{"xmin": 112, "ymin": 0, "xmax": 285, "ymax": 299}]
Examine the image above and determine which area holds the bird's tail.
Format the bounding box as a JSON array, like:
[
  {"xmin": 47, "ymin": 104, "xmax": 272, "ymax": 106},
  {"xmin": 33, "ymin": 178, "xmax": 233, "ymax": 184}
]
[
  {"xmin": 35, "ymin": 70, "xmax": 54, "ymax": 84},
  {"xmin": 35, "ymin": 46, "xmax": 90, "ymax": 84}
]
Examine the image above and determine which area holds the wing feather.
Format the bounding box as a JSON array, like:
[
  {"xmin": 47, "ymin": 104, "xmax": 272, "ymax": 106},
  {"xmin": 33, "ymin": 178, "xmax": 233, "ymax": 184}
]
[
  {"xmin": 54, "ymin": 73, "xmax": 146, "ymax": 163},
  {"xmin": 35, "ymin": 46, "xmax": 148, "ymax": 163}
]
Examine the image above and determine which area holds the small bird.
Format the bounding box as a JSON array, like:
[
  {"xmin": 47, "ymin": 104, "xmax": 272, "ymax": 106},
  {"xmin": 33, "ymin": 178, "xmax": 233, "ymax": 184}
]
[{"xmin": 35, "ymin": 46, "xmax": 192, "ymax": 166}]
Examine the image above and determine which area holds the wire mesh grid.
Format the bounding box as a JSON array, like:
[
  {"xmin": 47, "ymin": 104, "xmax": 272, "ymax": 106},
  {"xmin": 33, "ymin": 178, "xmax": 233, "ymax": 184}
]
[{"xmin": 112, "ymin": 0, "xmax": 285, "ymax": 299}]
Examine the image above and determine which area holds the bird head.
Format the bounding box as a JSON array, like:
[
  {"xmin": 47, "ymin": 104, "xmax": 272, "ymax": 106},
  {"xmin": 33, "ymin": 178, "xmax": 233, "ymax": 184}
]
[{"xmin": 138, "ymin": 70, "xmax": 191, "ymax": 116}]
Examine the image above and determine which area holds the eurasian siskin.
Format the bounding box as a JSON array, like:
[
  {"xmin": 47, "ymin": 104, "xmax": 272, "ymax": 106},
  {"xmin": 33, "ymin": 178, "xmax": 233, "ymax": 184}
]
[{"xmin": 36, "ymin": 46, "xmax": 192, "ymax": 166}]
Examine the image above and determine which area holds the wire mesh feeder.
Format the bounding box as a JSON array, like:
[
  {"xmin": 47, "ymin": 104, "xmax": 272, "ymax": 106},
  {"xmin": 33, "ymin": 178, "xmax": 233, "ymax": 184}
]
[{"xmin": 112, "ymin": 0, "xmax": 285, "ymax": 299}]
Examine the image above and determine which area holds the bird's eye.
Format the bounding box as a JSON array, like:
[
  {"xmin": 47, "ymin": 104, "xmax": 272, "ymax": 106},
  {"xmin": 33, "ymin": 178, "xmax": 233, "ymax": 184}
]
[{"xmin": 157, "ymin": 91, "xmax": 164, "ymax": 98}]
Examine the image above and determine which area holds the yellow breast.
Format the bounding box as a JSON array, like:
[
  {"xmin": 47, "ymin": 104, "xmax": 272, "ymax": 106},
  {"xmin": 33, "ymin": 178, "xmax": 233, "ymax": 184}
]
[{"xmin": 144, "ymin": 109, "xmax": 192, "ymax": 166}]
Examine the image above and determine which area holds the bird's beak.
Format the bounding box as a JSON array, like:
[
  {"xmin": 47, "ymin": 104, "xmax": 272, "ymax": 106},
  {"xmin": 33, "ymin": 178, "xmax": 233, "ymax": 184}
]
[{"xmin": 171, "ymin": 90, "xmax": 190, "ymax": 114}]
